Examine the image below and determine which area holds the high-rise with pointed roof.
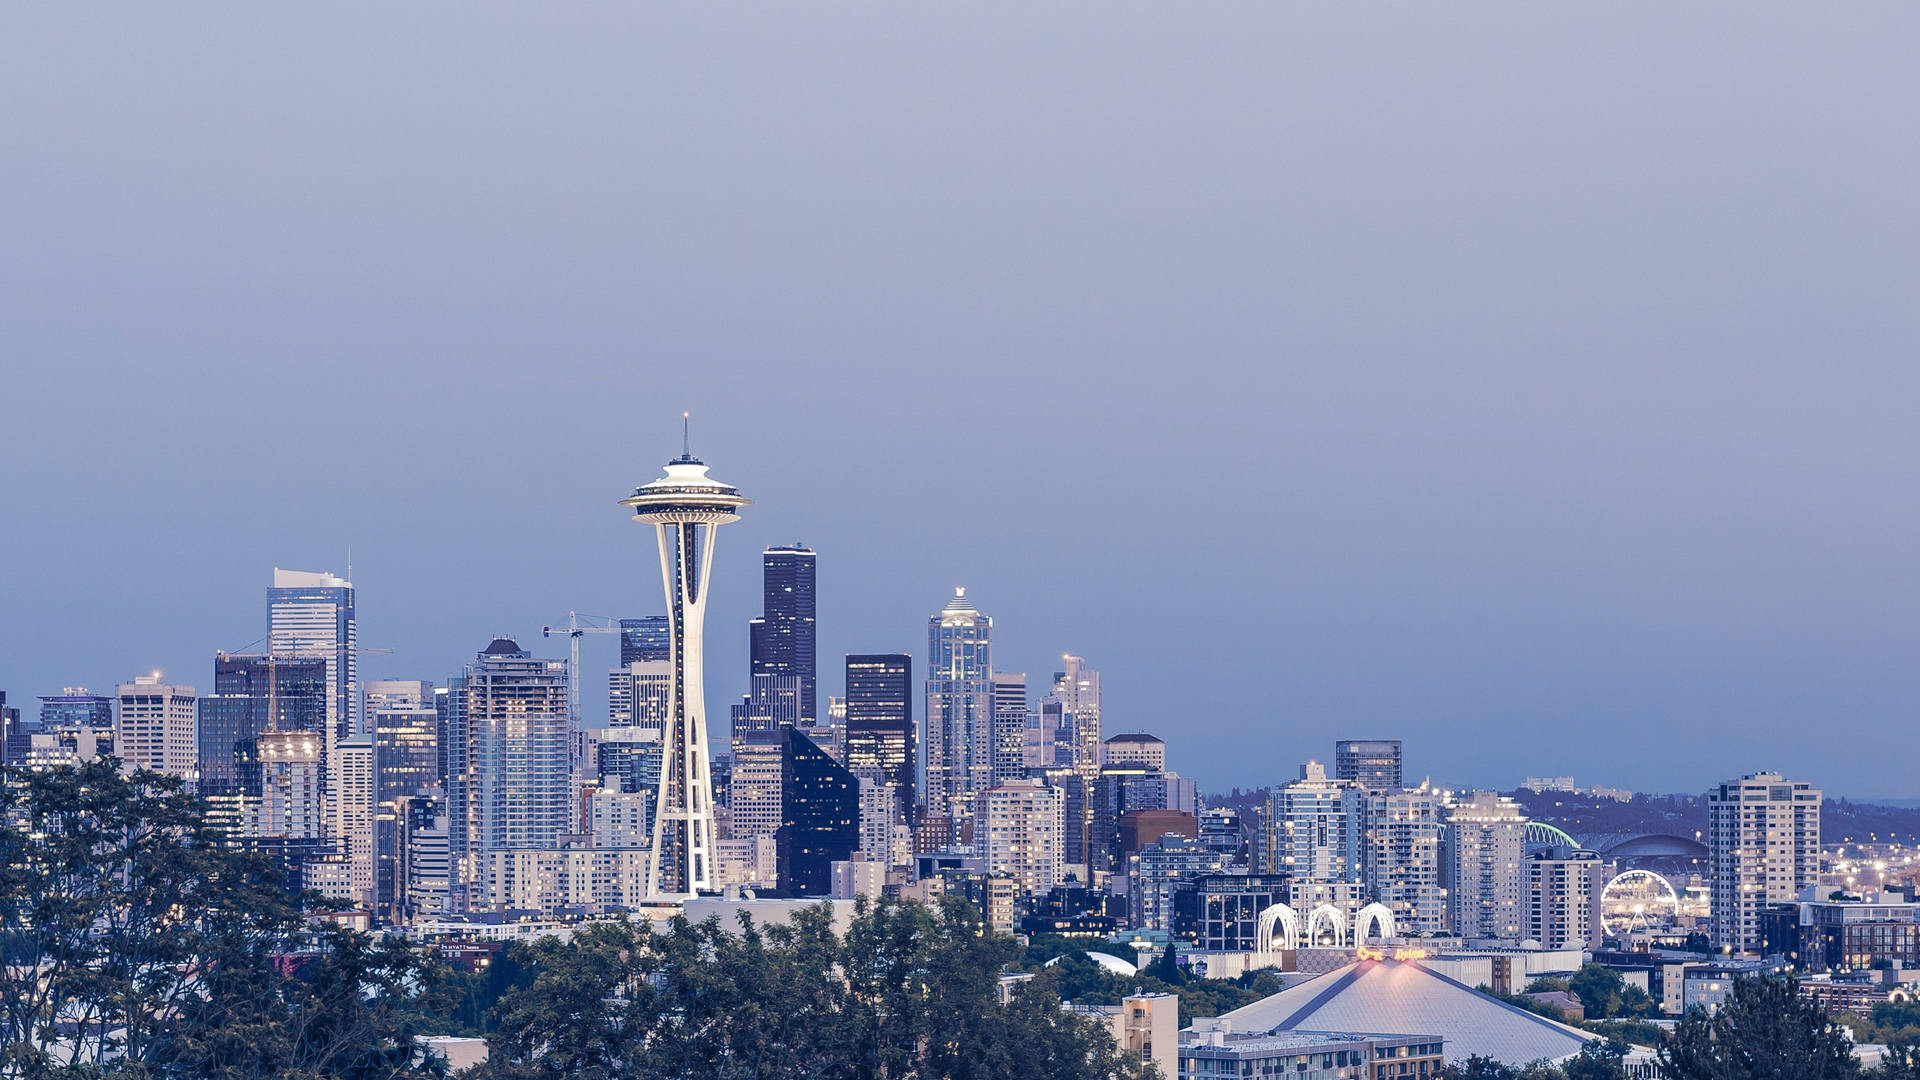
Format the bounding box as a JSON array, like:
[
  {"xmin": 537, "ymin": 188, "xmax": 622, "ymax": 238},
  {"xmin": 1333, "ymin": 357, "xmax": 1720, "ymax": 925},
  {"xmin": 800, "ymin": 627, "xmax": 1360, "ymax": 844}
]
[
  {"xmin": 926, "ymin": 587, "xmax": 993, "ymax": 831},
  {"xmin": 621, "ymin": 423, "xmax": 749, "ymax": 897}
]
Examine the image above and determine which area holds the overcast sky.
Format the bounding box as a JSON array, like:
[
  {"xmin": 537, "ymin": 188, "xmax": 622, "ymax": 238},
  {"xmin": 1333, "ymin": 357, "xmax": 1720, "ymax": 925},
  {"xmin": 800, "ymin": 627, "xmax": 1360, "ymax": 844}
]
[{"xmin": 4, "ymin": 5, "xmax": 1917, "ymax": 798}]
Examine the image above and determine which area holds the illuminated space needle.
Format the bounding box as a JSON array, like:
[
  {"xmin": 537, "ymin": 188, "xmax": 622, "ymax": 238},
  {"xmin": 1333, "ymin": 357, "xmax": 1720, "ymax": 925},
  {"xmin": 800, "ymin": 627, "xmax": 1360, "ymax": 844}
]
[{"xmin": 622, "ymin": 415, "xmax": 749, "ymax": 897}]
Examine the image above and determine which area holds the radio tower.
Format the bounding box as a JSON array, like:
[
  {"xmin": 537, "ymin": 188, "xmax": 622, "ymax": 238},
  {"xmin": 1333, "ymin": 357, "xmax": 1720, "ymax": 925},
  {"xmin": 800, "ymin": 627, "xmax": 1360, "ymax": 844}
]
[{"xmin": 622, "ymin": 415, "xmax": 750, "ymax": 897}]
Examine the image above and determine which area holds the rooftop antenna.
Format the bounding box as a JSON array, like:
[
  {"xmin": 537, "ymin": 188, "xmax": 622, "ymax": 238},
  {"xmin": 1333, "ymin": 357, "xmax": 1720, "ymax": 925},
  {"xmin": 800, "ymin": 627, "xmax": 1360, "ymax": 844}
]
[{"xmin": 683, "ymin": 411, "xmax": 691, "ymax": 459}]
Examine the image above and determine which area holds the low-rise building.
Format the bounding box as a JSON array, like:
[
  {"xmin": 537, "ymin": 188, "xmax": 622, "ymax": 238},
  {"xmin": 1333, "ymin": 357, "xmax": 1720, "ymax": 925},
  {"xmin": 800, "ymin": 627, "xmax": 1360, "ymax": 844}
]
[{"xmin": 1179, "ymin": 1024, "xmax": 1444, "ymax": 1080}]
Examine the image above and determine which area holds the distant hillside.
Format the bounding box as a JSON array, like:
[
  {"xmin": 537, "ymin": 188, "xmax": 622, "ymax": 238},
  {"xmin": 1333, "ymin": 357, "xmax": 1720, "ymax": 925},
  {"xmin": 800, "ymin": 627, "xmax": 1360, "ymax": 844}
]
[{"xmin": 1205, "ymin": 787, "xmax": 1920, "ymax": 846}]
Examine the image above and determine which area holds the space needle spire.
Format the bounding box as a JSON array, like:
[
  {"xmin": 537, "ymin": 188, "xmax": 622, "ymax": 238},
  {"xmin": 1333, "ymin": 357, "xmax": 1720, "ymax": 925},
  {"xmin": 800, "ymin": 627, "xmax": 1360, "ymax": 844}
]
[{"xmin": 621, "ymin": 416, "xmax": 750, "ymax": 897}]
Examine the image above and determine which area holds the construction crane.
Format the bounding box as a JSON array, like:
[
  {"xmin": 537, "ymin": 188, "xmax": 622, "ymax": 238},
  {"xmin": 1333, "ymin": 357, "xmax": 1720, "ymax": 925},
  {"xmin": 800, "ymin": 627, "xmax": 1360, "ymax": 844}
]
[{"xmin": 543, "ymin": 612, "xmax": 622, "ymax": 725}]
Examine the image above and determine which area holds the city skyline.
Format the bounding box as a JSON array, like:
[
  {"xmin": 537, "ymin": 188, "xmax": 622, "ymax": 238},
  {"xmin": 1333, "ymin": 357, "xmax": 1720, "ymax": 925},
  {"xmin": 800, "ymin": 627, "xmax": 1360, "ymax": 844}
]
[{"xmin": 5, "ymin": 6, "xmax": 1918, "ymax": 799}]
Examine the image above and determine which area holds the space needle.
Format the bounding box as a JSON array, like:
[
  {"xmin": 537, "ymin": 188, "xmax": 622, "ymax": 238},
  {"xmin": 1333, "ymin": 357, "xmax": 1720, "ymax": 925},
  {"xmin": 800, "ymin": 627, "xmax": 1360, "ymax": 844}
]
[{"xmin": 622, "ymin": 415, "xmax": 749, "ymax": 898}]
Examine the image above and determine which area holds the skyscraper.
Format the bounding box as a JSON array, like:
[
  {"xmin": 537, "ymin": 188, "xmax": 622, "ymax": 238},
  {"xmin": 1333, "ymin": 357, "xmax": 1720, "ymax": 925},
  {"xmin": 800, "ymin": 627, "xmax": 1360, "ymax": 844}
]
[
  {"xmin": 1265, "ymin": 761, "xmax": 1364, "ymax": 909},
  {"xmin": 1363, "ymin": 788, "xmax": 1445, "ymax": 935},
  {"xmin": 115, "ymin": 674, "xmax": 197, "ymax": 782},
  {"xmin": 926, "ymin": 588, "xmax": 993, "ymax": 832},
  {"xmin": 751, "ymin": 545, "xmax": 816, "ymax": 722},
  {"xmin": 619, "ymin": 616, "xmax": 671, "ymax": 666},
  {"xmin": 267, "ymin": 568, "xmax": 357, "ymax": 740},
  {"xmin": 621, "ymin": 433, "xmax": 749, "ymax": 897},
  {"xmin": 989, "ymin": 672, "xmax": 1028, "ymax": 785},
  {"xmin": 1051, "ymin": 655, "xmax": 1102, "ymax": 778},
  {"xmin": 1443, "ymin": 790, "xmax": 1528, "ymax": 942},
  {"xmin": 778, "ymin": 728, "xmax": 858, "ymax": 897},
  {"xmin": 268, "ymin": 568, "xmax": 357, "ymax": 837},
  {"xmin": 982, "ymin": 778, "xmax": 1066, "ymax": 897},
  {"xmin": 1527, "ymin": 849, "xmax": 1603, "ymax": 950},
  {"xmin": 198, "ymin": 653, "xmax": 325, "ymax": 832},
  {"xmin": 1709, "ymin": 771, "xmax": 1822, "ymax": 953},
  {"xmin": 366, "ymin": 680, "xmax": 438, "ymax": 802},
  {"xmin": 845, "ymin": 653, "xmax": 913, "ymax": 824},
  {"xmin": 1335, "ymin": 740, "xmax": 1403, "ymax": 792},
  {"xmin": 460, "ymin": 638, "xmax": 571, "ymax": 910}
]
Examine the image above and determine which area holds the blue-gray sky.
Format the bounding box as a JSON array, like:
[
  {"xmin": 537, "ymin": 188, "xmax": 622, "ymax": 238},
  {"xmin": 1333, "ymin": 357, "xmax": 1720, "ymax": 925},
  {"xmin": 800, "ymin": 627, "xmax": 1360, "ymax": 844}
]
[{"xmin": 4, "ymin": 5, "xmax": 1917, "ymax": 798}]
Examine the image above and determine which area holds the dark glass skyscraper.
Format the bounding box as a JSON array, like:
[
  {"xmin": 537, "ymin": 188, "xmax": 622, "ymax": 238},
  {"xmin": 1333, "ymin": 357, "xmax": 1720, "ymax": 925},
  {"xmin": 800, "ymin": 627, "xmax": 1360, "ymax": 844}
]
[
  {"xmin": 619, "ymin": 616, "xmax": 671, "ymax": 666},
  {"xmin": 1335, "ymin": 739, "xmax": 1403, "ymax": 792},
  {"xmin": 845, "ymin": 653, "xmax": 913, "ymax": 823},
  {"xmin": 779, "ymin": 728, "xmax": 859, "ymax": 897},
  {"xmin": 751, "ymin": 545, "xmax": 816, "ymax": 722}
]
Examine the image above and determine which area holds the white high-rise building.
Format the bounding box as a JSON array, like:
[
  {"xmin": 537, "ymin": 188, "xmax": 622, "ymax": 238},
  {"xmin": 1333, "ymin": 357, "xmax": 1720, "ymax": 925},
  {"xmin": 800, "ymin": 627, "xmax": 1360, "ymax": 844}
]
[
  {"xmin": 250, "ymin": 730, "xmax": 325, "ymax": 840},
  {"xmin": 982, "ymin": 779, "xmax": 1066, "ymax": 896},
  {"xmin": 1527, "ymin": 849, "xmax": 1602, "ymax": 950},
  {"xmin": 1052, "ymin": 654, "xmax": 1101, "ymax": 775},
  {"xmin": 460, "ymin": 638, "xmax": 572, "ymax": 910},
  {"xmin": 334, "ymin": 735, "xmax": 377, "ymax": 911},
  {"xmin": 621, "ymin": 433, "xmax": 748, "ymax": 898},
  {"xmin": 268, "ymin": 568, "xmax": 357, "ymax": 834},
  {"xmin": 1443, "ymin": 790, "xmax": 1528, "ymax": 942},
  {"xmin": 926, "ymin": 588, "xmax": 994, "ymax": 833},
  {"xmin": 1709, "ymin": 771, "xmax": 1822, "ymax": 953},
  {"xmin": 727, "ymin": 735, "xmax": 785, "ymax": 841},
  {"xmin": 989, "ymin": 673, "xmax": 1028, "ymax": 786},
  {"xmin": 1266, "ymin": 761, "xmax": 1363, "ymax": 898},
  {"xmin": 609, "ymin": 659, "xmax": 673, "ymax": 734},
  {"xmin": 1363, "ymin": 788, "xmax": 1446, "ymax": 935},
  {"xmin": 114, "ymin": 674, "xmax": 197, "ymax": 783}
]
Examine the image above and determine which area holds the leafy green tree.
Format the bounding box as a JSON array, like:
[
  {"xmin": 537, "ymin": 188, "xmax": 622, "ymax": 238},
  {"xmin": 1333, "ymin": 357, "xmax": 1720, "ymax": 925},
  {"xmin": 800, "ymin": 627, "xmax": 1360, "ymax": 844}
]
[
  {"xmin": 1659, "ymin": 974, "xmax": 1859, "ymax": 1080},
  {"xmin": 1879, "ymin": 1032, "xmax": 1920, "ymax": 1080},
  {"xmin": 1559, "ymin": 1041, "xmax": 1627, "ymax": 1080},
  {"xmin": 1146, "ymin": 941, "xmax": 1185, "ymax": 985},
  {"xmin": 482, "ymin": 895, "xmax": 1154, "ymax": 1080},
  {"xmin": 0, "ymin": 759, "xmax": 445, "ymax": 1079}
]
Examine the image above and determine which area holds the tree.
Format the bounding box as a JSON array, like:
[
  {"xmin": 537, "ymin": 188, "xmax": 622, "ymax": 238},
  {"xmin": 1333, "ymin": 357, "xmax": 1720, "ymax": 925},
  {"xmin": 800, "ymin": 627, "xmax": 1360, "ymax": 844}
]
[
  {"xmin": 0, "ymin": 760, "xmax": 446, "ymax": 1080},
  {"xmin": 1659, "ymin": 974, "xmax": 1860, "ymax": 1080},
  {"xmin": 1879, "ymin": 1033, "xmax": 1920, "ymax": 1080},
  {"xmin": 482, "ymin": 895, "xmax": 1155, "ymax": 1080}
]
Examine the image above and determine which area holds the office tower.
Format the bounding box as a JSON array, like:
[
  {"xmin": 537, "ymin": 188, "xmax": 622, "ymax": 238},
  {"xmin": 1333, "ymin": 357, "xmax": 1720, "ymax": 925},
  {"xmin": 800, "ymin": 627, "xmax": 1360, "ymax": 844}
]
[
  {"xmin": 989, "ymin": 672, "xmax": 1028, "ymax": 785},
  {"xmin": 1051, "ymin": 655, "xmax": 1102, "ymax": 774},
  {"xmin": 402, "ymin": 796, "xmax": 452, "ymax": 920},
  {"xmin": 35, "ymin": 689, "xmax": 115, "ymax": 764},
  {"xmin": 1103, "ymin": 733, "xmax": 1165, "ymax": 771},
  {"xmin": 115, "ymin": 674, "xmax": 197, "ymax": 782},
  {"xmin": 199, "ymin": 654, "xmax": 325, "ymax": 834},
  {"xmin": 267, "ymin": 568, "xmax": 357, "ymax": 738},
  {"xmin": 1265, "ymin": 761, "xmax": 1364, "ymax": 909},
  {"xmin": 845, "ymin": 654, "xmax": 913, "ymax": 823},
  {"xmin": 1363, "ymin": 788, "xmax": 1445, "ymax": 935},
  {"xmin": 366, "ymin": 680, "xmax": 438, "ymax": 802},
  {"xmin": 621, "ymin": 437, "xmax": 747, "ymax": 898},
  {"xmin": 619, "ymin": 615, "xmax": 671, "ymax": 666},
  {"xmin": 1527, "ymin": 849, "xmax": 1603, "ymax": 950},
  {"xmin": 1709, "ymin": 771, "xmax": 1822, "ymax": 953},
  {"xmin": 981, "ymin": 779, "xmax": 1066, "ymax": 897},
  {"xmin": 1048, "ymin": 656, "xmax": 1101, "ymax": 869},
  {"xmin": 728, "ymin": 733, "xmax": 786, "ymax": 841},
  {"xmin": 926, "ymin": 588, "xmax": 993, "ymax": 829},
  {"xmin": 460, "ymin": 638, "xmax": 571, "ymax": 909},
  {"xmin": 268, "ymin": 568, "xmax": 357, "ymax": 840},
  {"xmin": 856, "ymin": 775, "xmax": 911, "ymax": 868},
  {"xmin": 733, "ymin": 673, "xmax": 803, "ymax": 735},
  {"xmin": 1128, "ymin": 835, "xmax": 1229, "ymax": 932},
  {"xmin": 333, "ymin": 735, "xmax": 377, "ymax": 910},
  {"xmin": 1335, "ymin": 740, "xmax": 1402, "ymax": 792},
  {"xmin": 610, "ymin": 659, "xmax": 673, "ymax": 735},
  {"xmin": 437, "ymin": 676, "xmax": 468, "ymax": 908},
  {"xmin": 247, "ymin": 729, "xmax": 326, "ymax": 841},
  {"xmin": 0, "ymin": 693, "xmax": 18, "ymax": 763},
  {"xmin": 1443, "ymin": 790, "xmax": 1528, "ymax": 941},
  {"xmin": 779, "ymin": 729, "xmax": 858, "ymax": 896},
  {"xmin": 751, "ymin": 545, "xmax": 817, "ymax": 722}
]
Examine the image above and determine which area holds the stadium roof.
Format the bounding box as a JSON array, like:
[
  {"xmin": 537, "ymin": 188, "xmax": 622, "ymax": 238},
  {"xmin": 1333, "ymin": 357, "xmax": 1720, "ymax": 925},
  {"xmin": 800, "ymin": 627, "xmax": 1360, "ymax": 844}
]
[{"xmin": 1215, "ymin": 958, "xmax": 1596, "ymax": 1066}]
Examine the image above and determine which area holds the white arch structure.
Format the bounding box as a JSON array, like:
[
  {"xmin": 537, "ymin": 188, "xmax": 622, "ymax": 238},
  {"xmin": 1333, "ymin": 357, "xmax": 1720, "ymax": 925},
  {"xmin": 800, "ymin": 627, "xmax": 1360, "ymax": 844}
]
[
  {"xmin": 1354, "ymin": 902, "xmax": 1395, "ymax": 944},
  {"xmin": 1306, "ymin": 903, "xmax": 1347, "ymax": 947},
  {"xmin": 1256, "ymin": 903, "xmax": 1300, "ymax": 955}
]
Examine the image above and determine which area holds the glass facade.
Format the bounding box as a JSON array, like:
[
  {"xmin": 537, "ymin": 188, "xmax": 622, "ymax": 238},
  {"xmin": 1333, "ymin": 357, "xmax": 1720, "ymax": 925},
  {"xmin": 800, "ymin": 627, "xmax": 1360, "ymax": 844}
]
[
  {"xmin": 752, "ymin": 546, "xmax": 817, "ymax": 722},
  {"xmin": 619, "ymin": 616, "xmax": 671, "ymax": 666},
  {"xmin": 845, "ymin": 653, "xmax": 913, "ymax": 824},
  {"xmin": 927, "ymin": 589, "xmax": 993, "ymax": 826},
  {"xmin": 779, "ymin": 728, "xmax": 859, "ymax": 897}
]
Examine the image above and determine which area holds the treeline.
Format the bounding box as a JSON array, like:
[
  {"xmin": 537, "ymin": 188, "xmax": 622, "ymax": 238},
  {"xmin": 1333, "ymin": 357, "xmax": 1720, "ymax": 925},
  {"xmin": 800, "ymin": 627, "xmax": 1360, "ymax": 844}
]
[{"xmin": 0, "ymin": 760, "xmax": 1149, "ymax": 1079}]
